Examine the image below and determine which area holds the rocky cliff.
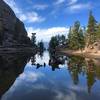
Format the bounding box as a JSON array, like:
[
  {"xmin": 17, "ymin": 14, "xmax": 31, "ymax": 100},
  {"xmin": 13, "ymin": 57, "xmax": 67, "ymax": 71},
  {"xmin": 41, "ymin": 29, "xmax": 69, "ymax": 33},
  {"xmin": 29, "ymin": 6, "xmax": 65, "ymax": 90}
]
[{"xmin": 0, "ymin": 0, "xmax": 32, "ymax": 47}]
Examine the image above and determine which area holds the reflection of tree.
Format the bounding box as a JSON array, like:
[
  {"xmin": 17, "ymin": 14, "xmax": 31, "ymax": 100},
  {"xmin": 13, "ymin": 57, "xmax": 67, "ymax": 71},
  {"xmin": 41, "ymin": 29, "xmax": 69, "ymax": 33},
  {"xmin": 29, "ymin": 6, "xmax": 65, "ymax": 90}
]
[
  {"xmin": 93, "ymin": 59, "xmax": 100, "ymax": 80},
  {"xmin": 67, "ymin": 56, "xmax": 85, "ymax": 85},
  {"xmin": 85, "ymin": 59, "xmax": 96, "ymax": 94},
  {"xmin": 49, "ymin": 52, "xmax": 65, "ymax": 71},
  {"xmin": 30, "ymin": 53, "xmax": 45, "ymax": 69},
  {"xmin": 0, "ymin": 54, "xmax": 31, "ymax": 98},
  {"xmin": 38, "ymin": 51, "xmax": 43, "ymax": 59},
  {"xmin": 67, "ymin": 56, "xmax": 100, "ymax": 93},
  {"xmin": 30, "ymin": 54, "xmax": 36, "ymax": 65}
]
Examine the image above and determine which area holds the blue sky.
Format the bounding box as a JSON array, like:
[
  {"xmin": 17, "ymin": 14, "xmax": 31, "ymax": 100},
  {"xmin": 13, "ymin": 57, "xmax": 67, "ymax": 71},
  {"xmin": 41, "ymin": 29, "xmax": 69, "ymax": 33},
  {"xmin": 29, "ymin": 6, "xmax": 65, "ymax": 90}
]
[{"xmin": 4, "ymin": 0, "xmax": 100, "ymax": 42}]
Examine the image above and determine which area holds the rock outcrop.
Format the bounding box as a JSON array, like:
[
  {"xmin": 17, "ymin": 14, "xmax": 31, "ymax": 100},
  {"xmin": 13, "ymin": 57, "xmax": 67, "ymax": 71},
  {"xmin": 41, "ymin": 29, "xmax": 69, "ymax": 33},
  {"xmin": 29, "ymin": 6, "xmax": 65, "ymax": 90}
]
[{"xmin": 0, "ymin": 0, "xmax": 32, "ymax": 47}]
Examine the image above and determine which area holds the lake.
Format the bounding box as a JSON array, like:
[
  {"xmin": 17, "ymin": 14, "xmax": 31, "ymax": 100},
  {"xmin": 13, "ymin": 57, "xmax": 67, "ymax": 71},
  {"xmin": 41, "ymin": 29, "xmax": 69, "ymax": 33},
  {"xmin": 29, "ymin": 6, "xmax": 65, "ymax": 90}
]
[{"xmin": 0, "ymin": 51, "xmax": 100, "ymax": 100}]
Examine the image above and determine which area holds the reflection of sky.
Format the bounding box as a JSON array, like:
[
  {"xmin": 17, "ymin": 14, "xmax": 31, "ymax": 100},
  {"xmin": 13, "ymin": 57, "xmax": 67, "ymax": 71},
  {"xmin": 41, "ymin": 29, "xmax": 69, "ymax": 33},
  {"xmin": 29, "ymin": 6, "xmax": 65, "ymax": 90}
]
[
  {"xmin": 28, "ymin": 51, "xmax": 50, "ymax": 65},
  {"xmin": 35, "ymin": 51, "xmax": 50, "ymax": 65},
  {"xmin": 2, "ymin": 54, "xmax": 100, "ymax": 100}
]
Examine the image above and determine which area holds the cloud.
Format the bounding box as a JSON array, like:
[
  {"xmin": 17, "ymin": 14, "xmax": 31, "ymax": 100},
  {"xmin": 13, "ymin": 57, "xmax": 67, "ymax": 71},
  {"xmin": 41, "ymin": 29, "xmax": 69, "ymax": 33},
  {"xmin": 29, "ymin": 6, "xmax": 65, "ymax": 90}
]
[
  {"xmin": 55, "ymin": 90, "xmax": 77, "ymax": 100},
  {"xmin": 54, "ymin": 0, "xmax": 77, "ymax": 6},
  {"xmin": 19, "ymin": 12, "xmax": 45, "ymax": 23},
  {"xmin": 4, "ymin": 0, "xmax": 21, "ymax": 14},
  {"xmin": 33, "ymin": 4, "xmax": 48, "ymax": 10},
  {"xmin": 4, "ymin": 0, "xmax": 45, "ymax": 23},
  {"xmin": 26, "ymin": 0, "xmax": 48, "ymax": 10},
  {"xmin": 68, "ymin": 3, "xmax": 92, "ymax": 12},
  {"xmin": 26, "ymin": 27, "xmax": 69, "ymax": 42},
  {"xmin": 19, "ymin": 71, "xmax": 45, "ymax": 82},
  {"xmin": 67, "ymin": 0, "xmax": 78, "ymax": 5},
  {"xmin": 54, "ymin": 0, "xmax": 66, "ymax": 5}
]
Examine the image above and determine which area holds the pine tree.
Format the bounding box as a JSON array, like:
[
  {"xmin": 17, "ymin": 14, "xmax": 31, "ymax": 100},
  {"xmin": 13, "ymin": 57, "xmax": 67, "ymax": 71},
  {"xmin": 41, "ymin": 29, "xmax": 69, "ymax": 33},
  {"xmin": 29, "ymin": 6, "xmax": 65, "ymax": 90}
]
[
  {"xmin": 96, "ymin": 23, "xmax": 100, "ymax": 41},
  {"xmin": 78, "ymin": 28, "xmax": 85, "ymax": 50},
  {"xmin": 86, "ymin": 11, "xmax": 97, "ymax": 46},
  {"xmin": 49, "ymin": 36, "xmax": 59, "ymax": 53},
  {"xmin": 67, "ymin": 21, "xmax": 85, "ymax": 50}
]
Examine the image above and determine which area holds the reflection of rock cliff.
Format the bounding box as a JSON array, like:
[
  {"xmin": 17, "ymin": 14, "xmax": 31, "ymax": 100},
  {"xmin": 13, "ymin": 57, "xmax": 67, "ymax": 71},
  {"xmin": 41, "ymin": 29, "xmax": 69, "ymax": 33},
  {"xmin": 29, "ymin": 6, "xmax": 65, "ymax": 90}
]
[
  {"xmin": 0, "ymin": 54, "xmax": 31, "ymax": 98},
  {"xmin": 0, "ymin": 0, "xmax": 32, "ymax": 47}
]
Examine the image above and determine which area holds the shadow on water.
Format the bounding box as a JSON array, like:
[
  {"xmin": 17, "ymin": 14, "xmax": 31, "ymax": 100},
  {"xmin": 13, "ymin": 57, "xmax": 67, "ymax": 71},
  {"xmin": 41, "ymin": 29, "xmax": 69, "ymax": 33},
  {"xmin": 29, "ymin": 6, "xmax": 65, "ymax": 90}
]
[
  {"xmin": 0, "ymin": 51, "xmax": 100, "ymax": 100},
  {"xmin": 0, "ymin": 53, "xmax": 32, "ymax": 98}
]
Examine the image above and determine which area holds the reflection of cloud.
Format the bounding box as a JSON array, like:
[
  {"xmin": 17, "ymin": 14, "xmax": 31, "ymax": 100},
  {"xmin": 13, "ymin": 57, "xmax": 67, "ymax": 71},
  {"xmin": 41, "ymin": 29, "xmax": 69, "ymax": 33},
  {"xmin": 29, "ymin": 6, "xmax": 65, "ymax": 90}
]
[
  {"xmin": 2, "ymin": 63, "xmax": 99, "ymax": 100},
  {"xmin": 31, "ymin": 84, "xmax": 48, "ymax": 90},
  {"xmin": 68, "ymin": 85, "xmax": 87, "ymax": 92},
  {"xmin": 19, "ymin": 71, "xmax": 45, "ymax": 82},
  {"xmin": 55, "ymin": 90, "xmax": 77, "ymax": 100},
  {"xmin": 59, "ymin": 65, "xmax": 67, "ymax": 68},
  {"xmin": 35, "ymin": 51, "xmax": 50, "ymax": 65}
]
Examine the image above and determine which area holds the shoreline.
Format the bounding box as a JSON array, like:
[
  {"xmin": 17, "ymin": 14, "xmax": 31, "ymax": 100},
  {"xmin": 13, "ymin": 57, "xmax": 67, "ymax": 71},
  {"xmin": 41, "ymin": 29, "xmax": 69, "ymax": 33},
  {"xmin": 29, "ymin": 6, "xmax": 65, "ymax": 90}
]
[
  {"xmin": 60, "ymin": 50, "xmax": 100, "ymax": 59},
  {"xmin": 0, "ymin": 47, "xmax": 37, "ymax": 54}
]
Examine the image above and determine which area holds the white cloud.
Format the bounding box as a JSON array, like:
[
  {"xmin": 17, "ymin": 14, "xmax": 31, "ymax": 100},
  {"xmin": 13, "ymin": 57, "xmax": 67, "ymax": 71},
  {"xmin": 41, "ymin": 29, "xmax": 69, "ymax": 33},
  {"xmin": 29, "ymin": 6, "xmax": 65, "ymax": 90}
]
[
  {"xmin": 33, "ymin": 4, "xmax": 48, "ymax": 10},
  {"xmin": 4, "ymin": 0, "xmax": 45, "ymax": 23},
  {"xmin": 4, "ymin": 0, "xmax": 21, "ymax": 14},
  {"xmin": 68, "ymin": 3, "xmax": 92, "ymax": 12},
  {"xmin": 26, "ymin": 0, "xmax": 48, "ymax": 10},
  {"xmin": 54, "ymin": 0, "xmax": 77, "ymax": 6},
  {"xmin": 19, "ymin": 12, "xmax": 45, "ymax": 23},
  {"xmin": 54, "ymin": 0, "xmax": 65, "ymax": 5},
  {"xmin": 26, "ymin": 27, "xmax": 69, "ymax": 42},
  {"xmin": 67, "ymin": 0, "xmax": 78, "ymax": 5}
]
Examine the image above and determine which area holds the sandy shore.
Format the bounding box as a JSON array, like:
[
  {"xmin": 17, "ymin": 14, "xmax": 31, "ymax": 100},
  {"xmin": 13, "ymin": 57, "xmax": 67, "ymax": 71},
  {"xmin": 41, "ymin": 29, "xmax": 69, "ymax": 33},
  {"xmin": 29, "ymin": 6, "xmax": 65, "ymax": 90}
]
[{"xmin": 60, "ymin": 49, "xmax": 100, "ymax": 59}]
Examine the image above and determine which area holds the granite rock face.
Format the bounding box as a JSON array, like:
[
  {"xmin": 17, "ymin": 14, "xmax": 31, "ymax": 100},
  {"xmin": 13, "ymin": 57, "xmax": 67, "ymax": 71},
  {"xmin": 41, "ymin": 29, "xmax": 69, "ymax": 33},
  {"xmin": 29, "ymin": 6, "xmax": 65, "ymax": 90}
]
[{"xmin": 0, "ymin": 0, "xmax": 32, "ymax": 47}]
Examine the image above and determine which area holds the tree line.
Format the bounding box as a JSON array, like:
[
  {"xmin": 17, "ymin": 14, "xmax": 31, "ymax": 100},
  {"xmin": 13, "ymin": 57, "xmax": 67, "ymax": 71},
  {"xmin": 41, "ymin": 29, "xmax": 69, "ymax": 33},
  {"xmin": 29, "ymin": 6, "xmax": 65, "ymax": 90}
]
[
  {"xmin": 31, "ymin": 11, "xmax": 100, "ymax": 52},
  {"xmin": 49, "ymin": 11, "xmax": 100, "ymax": 51},
  {"xmin": 31, "ymin": 33, "xmax": 45, "ymax": 53},
  {"xmin": 67, "ymin": 11, "xmax": 100, "ymax": 50}
]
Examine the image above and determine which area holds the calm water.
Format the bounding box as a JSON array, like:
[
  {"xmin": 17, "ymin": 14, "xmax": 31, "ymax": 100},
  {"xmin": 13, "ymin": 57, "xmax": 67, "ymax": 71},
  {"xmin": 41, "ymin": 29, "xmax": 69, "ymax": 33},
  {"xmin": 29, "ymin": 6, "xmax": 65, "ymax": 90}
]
[{"xmin": 0, "ymin": 51, "xmax": 100, "ymax": 100}]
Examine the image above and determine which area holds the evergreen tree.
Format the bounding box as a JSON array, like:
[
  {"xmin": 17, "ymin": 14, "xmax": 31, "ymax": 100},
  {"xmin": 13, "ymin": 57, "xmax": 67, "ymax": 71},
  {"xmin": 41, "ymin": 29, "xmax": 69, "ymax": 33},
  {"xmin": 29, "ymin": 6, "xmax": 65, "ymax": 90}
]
[
  {"xmin": 60, "ymin": 35, "xmax": 66, "ymax": 45},
  {"xmin": 68, "ymin": 27, "xmax": 73, "ymax": 48},
  {"xmin": 49, "ymin": 34, "xmax": 66, "ymax": 53},
  {"xmin": 95, "ymin": 23, "xmax": 100, "ymax": 41},
  {"xmin": 49, "ymin": 36, "xmax": 59, "ymax": 53},
  {"xmin": 78, "ymin": 28, "xmax": 85, "ymax": 50},
  {"xmin": 67, "ymin": 21, "xmax": 85, "ymax": 50},
  {"xmin": 86, "ymin": 11, "xmax": 97, "ymax": 46}
]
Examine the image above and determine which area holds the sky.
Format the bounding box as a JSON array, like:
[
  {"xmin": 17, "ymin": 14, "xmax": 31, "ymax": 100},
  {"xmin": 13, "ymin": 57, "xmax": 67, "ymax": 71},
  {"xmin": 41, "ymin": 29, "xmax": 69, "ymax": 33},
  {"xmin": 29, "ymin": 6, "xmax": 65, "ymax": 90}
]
[{"xmin": 4, "ymin": 0, "xmax": 100, "ymax": 42}]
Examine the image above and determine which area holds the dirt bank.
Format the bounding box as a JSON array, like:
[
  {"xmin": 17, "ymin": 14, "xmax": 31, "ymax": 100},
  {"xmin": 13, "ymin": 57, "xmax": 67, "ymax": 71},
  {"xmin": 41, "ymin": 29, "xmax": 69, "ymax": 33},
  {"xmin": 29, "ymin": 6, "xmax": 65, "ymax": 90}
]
[{"xmin": 60, "ymin": 49, "xmax": 100, "ymax": 59}]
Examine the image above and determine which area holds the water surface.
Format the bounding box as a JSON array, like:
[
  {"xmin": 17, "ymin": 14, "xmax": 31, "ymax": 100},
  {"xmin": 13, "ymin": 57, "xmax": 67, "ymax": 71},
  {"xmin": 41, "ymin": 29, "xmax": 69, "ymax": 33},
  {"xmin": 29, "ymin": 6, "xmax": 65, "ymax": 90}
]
[{"xmin": 1, "ymin": 51, "xmax": 100, "ymax": 100}]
